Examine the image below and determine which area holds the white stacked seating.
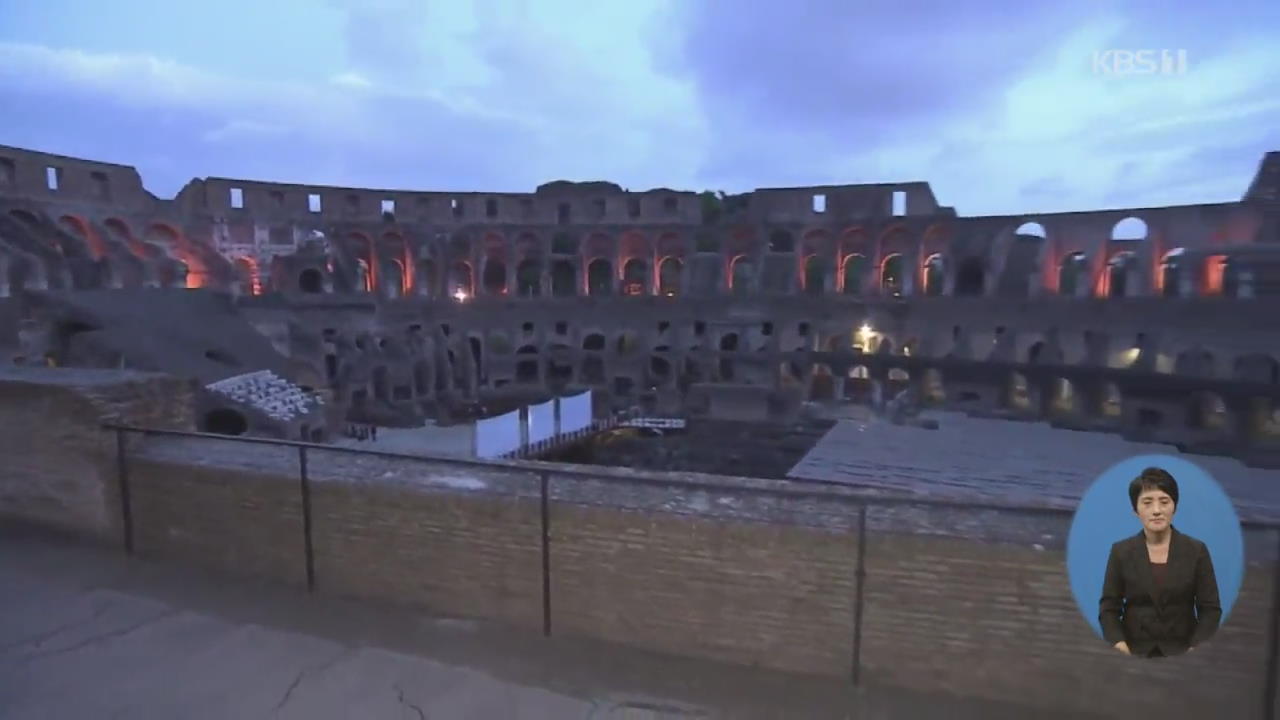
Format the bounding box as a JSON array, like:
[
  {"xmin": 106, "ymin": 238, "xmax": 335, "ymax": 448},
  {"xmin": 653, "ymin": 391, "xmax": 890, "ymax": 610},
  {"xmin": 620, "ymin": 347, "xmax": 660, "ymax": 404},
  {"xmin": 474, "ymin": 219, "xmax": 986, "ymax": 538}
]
[{"xmin": 206, "ymin": 370, "xmax": 324, "ymax": 422}]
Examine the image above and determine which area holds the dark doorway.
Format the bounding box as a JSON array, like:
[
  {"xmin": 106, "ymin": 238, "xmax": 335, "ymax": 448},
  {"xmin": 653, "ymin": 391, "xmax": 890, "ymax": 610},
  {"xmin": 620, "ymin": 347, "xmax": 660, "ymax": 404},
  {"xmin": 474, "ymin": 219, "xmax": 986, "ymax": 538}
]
[{"xmin": 203, "ymin": 408, "xmax": 248, "ymax": 436}]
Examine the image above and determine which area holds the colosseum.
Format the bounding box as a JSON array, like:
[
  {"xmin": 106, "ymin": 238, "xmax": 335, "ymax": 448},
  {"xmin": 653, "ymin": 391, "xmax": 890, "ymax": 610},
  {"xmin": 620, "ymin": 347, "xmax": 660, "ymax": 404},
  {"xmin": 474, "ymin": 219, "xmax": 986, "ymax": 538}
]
[
  {"xmin": 2, "ymin": 142, "xmax": 1279, "ymax": 463},
  {"xmin": 3, "ymin": 141, "xmax": 1280, "ymax": 717}
]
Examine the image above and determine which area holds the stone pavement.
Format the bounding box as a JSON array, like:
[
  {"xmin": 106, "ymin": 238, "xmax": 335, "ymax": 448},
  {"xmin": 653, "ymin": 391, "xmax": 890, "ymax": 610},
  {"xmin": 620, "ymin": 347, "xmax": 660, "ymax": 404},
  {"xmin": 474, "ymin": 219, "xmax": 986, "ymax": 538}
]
[
  {"xmin": 0, "ymin": 526, "xmax": 1108, "ymax": 720},
  {"xmin": 789, "ymin": 411, "xmax": 1280, "ymax": 523}
]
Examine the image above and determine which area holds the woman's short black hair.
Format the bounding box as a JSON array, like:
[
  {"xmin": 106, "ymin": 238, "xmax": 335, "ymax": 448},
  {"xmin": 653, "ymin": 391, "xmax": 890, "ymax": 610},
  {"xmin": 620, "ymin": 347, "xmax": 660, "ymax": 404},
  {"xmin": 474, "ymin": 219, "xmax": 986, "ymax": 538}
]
[{"xmin": 1129, "ymin": 467, "xmax": 1179, "ymax": 511}]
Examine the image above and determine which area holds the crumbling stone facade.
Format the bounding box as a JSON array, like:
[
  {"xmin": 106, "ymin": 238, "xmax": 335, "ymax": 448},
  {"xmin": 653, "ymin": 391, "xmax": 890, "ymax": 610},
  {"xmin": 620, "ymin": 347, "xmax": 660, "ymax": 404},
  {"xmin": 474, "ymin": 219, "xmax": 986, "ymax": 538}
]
[{"xmin": 1, "ymin": 144, "xmax": 1279, "ymax": 463}]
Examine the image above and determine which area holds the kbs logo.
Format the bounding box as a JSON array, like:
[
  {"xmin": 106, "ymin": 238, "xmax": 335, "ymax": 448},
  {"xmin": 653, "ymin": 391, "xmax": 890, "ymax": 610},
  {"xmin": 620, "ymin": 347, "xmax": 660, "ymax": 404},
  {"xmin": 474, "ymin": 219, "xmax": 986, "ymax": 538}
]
[{"xmin": 1092, "ymin": 49, "xmax": 1188, "ymax": 76}]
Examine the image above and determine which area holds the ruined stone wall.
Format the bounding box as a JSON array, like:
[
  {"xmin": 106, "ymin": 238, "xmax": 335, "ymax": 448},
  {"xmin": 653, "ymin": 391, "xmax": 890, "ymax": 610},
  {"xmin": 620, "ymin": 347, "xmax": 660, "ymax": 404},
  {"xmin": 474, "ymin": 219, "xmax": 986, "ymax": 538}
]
[
  {"xmin": 1, "ymin": 369, "xmax": 1277, "ymax": 718},
  {"xmin": 0, "ymin": 368, "xmax": 194, "ymax": 539},
  {"xmin": 87, "ymin": 436, "xmax": 1280, "ymax": 719}
]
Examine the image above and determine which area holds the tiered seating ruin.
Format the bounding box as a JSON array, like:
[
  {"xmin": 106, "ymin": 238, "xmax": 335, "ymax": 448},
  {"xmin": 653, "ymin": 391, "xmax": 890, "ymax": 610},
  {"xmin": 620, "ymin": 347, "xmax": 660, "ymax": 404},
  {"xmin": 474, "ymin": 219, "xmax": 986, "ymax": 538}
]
[{"xmin": 206, "ymin": 370, "xmax": 323, "ymax": 422}]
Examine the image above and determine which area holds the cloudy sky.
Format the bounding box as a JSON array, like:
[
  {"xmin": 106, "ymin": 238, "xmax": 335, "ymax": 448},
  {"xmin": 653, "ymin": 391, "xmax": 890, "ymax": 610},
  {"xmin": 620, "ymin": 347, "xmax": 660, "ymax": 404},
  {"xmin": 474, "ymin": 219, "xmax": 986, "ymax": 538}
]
[{"xmin": 1, "ymin": 0, "xmax": 1277, "ymax": 216}]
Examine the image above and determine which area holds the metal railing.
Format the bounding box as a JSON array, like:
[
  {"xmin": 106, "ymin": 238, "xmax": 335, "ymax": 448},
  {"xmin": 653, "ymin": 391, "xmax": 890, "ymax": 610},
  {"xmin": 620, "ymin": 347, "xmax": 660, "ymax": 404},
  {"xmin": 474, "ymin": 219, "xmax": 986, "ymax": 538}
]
[{"xmin": 103, "ymin": 422, "xmax": 1280, "ymax": 717}]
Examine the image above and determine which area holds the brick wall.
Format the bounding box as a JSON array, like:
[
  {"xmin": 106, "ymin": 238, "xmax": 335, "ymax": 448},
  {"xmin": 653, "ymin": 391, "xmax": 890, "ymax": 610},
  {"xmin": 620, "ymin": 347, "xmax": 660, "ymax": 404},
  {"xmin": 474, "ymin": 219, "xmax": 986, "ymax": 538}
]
[
  {"xmin": 309, "ymin": 473, "xmax": 544, "ymax": 630},
  {"xmin": 1, "ymin": 374, "xmax": 1276, "ymax": 719},
  {"xmin": 0, "ymin": 367, "xmax": 193, "ymax": 539},
  {"xmin": 549, "ymin": 502, "xmax": 858, "ymax": 675},
  {"xmin": 127, "ymin": 456, "xmax": 306, "ymax": 585},
  {"xmin": 860, "ymin": 530, "xmax": 1276, "ymax": 718}
]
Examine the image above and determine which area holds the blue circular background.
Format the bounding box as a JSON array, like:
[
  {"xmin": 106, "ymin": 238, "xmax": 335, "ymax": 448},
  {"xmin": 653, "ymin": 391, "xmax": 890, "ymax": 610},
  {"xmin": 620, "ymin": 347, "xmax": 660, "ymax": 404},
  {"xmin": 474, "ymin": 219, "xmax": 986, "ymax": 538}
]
[{"xmin": 1066, "ymin": 454, "xmax": 1244, "ymax": 638}]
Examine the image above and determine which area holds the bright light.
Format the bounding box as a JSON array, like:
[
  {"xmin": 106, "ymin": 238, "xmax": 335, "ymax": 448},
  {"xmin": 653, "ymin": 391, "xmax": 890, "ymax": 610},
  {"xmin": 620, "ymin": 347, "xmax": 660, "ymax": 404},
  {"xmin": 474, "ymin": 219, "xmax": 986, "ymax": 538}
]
[
  {"xmin": 854, "ymin": 323, "xmax": 876, "ymax": 352},
  {"xmin": 1124, "ymin": 347, "xmax": 1142, "ymax": 363},
  {"xmin": 453, "ymin": 289, "xmax": 468, "ymax": 302}
]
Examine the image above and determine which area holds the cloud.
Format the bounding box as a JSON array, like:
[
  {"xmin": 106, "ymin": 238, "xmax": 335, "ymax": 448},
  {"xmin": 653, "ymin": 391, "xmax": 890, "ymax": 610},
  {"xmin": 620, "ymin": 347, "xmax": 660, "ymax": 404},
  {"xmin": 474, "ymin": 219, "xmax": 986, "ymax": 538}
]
[
  {"xmin": 659, "ymin": 0, "xmax": 1280, "ymax": 212},
  {"xmin": 0, "ymin": 0, "xmax": 1276, "ymax": 217}
]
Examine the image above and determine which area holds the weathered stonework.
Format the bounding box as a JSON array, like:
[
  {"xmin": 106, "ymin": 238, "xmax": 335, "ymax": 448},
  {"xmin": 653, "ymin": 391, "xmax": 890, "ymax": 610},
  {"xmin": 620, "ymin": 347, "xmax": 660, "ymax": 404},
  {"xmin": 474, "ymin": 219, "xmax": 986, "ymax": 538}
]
[
  {"xmin": 1, "ymin": 378, "xmax": 1276, "ymax": 719},
  {"xmin": 0, "ymin": 367, "xmax": 192, "ymax": 539}
]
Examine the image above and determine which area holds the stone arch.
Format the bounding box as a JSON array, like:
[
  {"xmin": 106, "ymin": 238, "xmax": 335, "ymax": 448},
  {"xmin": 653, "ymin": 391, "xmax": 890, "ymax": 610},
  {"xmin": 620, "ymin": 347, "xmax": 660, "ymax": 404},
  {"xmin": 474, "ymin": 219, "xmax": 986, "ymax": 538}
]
[
  {"xmin": 921, "ymin": 253, "xmax": 945, "ymax": 296},
  {"xmin": 1234, "ymin": 354, "xmax": 1279, "ymax": 384},
  {"xmin": 9, "ymin": 208, "xmax": 43, "ymax": 231},
  {"xmin": 515, "ymin": 258, "xmax": 541, "ymax": 297},
  {"xmin": 1050, "ymin": 377, "xmax": 1076, "ymax": 414},
  {"xmin": 1015, "ymin": 222, "xmax": 1047, "ymax": 239},
  {"xmin": 58, "ymin": 215, "xmax": 108, "ymax": 261},
  {"xmin": 1159, "ymin": 248, "xmax": 1185, "ymax": 297},
  {"xmin": 482, "ymin": 256, "xmax": 507, "ymax": 295},
  {"xmin": 5, "ymin": 250, "xmax": 47, "ymax": 291},
  {"xmin": 202, "ymin": 408, "xmax": 248, "ymax": 436},
  {"xmin": 729, "ymin": 255, "xmax": 755, "ymax": 295},
  {"xmin": 649, "ymin": 350, "xmax": 673, "ymax": 383},
  {"xmin": 879, "ymin": 253, "xmax": 904, "ymax": 296},
  {"xmin": 622, "ymin": 256, "xmax": 649, "ymax": 295},
  {"xmin": 232, "ymin": 256, "xmax": 260, "ymax": 295},
  {"xmin": 145, "ymin": 223, "xmax": 205, "ymax": 288},
  {"xmin": 809, "ymin": 363, "xmax": 835, "ymax": 400},
  {"xmin": 103, "ymin": 218, "xmax": 159, "ymax": 287},
  {"xmin": 1102, "ymin": 382, "xmax": 1123, "ymax": 418},
  {"xmin": 587, "ymin": 258, "xmax": 613, "ymax": 296},
  {"xmin": 515, "ymin": 345, "xmax": 539, "ymax": 383},
  {"xmin": 354, "ymin": 258, "xmax": 371, "ymax": 293},
  {"xmin": 1104, "ymin": 251, "xmax": 1139, "ymax": 298},
  {"xmin": 801, "ymin": 254, "xmax": 828, "ymax": 295},
  {"xmin": 1111, "ymin": 216, "xmax": 1148, "ymax": 241},
  {"xmin": 550, "ymin": 259, "xmax": 576, "ymax": 297},
  {"xmin": 448, "ymin": 261, "xmax": 473, "ymax": 299},
  {"xmin": 953, "ymin": 256, "xmax": 985, "ymax": 297},
  {"xmin": 1058, "ymin": 252, "xmax": 1088, "ymax": 297},
  {"xmin": 658, "ymin": 256, "xmax": 682, "ymax": 296},
  {"xmin": 345, "ymin": 232, "xmax": 378, "ymax": 293},
  {"xmin": 384, "ymin": 258, "xmax": 406, "ymax": 297},
  {"xmin": 1004, "ymin": 372, "xmax": 1033, "ymax": 410},
  {"xmin": 298, "ymin": 267, "xmax": 324, "ymax": 293},
  {"xmin": 102, "ymin": 218, "xmax": 145, "ymax": 258},
  {"xmin": 841, "ymin": 253, "xmax": 867, "ymax": 295},
  {"xmin": 1220, "ymin": 256, "xmax": 1245, "ymax": 298},
  {"xmin": 922, "ymin": 368, "xmax": 945, "ymax": 403}
]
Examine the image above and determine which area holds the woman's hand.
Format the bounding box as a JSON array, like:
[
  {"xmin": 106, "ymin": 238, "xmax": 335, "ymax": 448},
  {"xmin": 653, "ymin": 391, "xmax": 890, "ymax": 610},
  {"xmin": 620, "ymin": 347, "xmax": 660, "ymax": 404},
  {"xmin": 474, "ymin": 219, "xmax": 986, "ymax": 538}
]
[{"xmin": 1113, "ymin": 641, "xmax": 1131, "ymax": 655}]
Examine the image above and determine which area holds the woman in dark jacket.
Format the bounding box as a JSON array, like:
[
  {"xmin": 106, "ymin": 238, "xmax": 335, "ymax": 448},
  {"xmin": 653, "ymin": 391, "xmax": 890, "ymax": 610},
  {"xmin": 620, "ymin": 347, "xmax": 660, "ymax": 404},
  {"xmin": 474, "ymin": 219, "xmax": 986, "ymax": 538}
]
[{"xmin": 1099, "ymin": 467, "xmax": 1222, "ymax": 658}]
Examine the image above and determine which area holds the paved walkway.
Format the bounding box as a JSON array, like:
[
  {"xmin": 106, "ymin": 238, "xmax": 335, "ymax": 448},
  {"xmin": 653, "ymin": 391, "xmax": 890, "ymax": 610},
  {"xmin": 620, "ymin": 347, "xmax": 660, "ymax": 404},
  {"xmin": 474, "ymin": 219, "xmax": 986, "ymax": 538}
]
[
  {"xmin": 0, "ymin": 526, "xmax": 1103, "ymax": 720},
  {"xmin": 790, "ymin": 410, "xmax": 1280, "ymax": 522}
]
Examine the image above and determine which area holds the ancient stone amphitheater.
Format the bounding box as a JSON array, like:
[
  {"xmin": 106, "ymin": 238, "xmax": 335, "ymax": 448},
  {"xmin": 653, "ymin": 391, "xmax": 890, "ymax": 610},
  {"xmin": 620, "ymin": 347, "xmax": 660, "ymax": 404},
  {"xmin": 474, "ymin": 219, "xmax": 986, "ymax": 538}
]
[
  {"xmin": 3, "ymin": 143, "xmax": 1280, "ymax": 719},
  {"xmin": 2, "ymin": 143, "xmax": 1278, "ymax": 463}
]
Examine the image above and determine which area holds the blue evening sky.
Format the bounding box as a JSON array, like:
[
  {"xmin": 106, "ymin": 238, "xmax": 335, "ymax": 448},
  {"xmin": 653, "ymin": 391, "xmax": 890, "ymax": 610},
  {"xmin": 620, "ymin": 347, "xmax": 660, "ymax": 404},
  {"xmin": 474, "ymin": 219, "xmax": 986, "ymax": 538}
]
[{"xmin": 0, "ymin": 0, "xmax": 1277, "ymax": 215}]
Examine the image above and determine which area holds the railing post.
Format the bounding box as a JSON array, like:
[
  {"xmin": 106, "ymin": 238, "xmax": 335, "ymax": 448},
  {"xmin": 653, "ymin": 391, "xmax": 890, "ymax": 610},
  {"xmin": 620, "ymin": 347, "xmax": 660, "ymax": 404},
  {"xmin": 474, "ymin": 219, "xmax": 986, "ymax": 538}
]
[
  {"xmin": 298, "ymin": 445, "xmax": 316, "ymax": 593},
  {"xmin": 115, "ymin": 428, "xmax": 134, "ymax": 556},
  {"xmin": 540, "ymin": 470, "xmax": 552, "ymax": 637},
  {"xmin": 1263, "ymin": 528, "xmax": 1280, "ymax": 720},
  {"xmin": 851, "ymin": 504, "xmax": 869, "ymax": 686}
]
